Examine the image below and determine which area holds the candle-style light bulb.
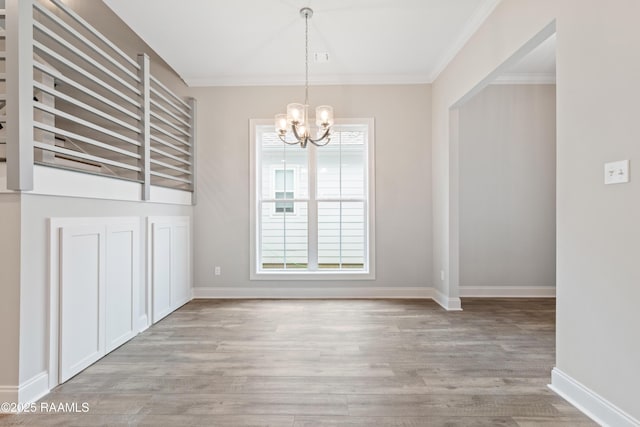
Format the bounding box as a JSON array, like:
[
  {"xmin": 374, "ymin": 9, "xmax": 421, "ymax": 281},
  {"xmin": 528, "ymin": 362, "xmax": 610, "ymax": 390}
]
[
  {"xmin": 315, "ymin": 105, "xmax": 334, "ymax": 127},
  {"xmin": 275, "ymin": 114, "xmax": 288, "ymax": 134}
]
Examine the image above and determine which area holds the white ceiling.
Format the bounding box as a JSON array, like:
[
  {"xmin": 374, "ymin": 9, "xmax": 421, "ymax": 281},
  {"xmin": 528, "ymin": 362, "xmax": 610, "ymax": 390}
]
[{"xmin": 103, "ymin": 0, "xmax": 503, "ymax": 87}]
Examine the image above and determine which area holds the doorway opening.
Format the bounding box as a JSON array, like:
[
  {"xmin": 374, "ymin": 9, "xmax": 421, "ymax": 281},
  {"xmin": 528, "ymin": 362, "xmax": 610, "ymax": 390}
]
[{"xmin": 449, "ymin": 22, "xmax": 557, "ymax": 301}]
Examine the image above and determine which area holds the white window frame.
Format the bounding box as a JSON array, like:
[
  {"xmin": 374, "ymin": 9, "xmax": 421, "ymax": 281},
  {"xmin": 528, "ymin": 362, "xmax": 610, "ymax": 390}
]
[{"xmin": 250, "ymin": 118, "xmax": 376, "ymax": 280}]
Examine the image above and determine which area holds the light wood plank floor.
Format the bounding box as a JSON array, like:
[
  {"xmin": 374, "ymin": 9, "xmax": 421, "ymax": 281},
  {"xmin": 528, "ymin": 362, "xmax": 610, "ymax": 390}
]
[{"xmin": 0, "ymin": 299, "xmax": 596, "ymax": 426}]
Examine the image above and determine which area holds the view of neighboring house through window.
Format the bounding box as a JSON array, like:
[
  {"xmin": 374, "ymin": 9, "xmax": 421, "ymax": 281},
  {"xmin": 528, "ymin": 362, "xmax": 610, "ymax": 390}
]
[
  {"xmin": 252, "ymin": 120, "xmax": 373, "ymax": 275},
  {"xmin": 274, "ymin": 169, "xmax": 295, "ymax": 213}
]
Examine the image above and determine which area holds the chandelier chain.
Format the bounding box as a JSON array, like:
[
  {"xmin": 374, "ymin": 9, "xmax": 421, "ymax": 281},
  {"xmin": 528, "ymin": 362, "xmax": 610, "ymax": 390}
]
[
  {"xmin": 304, "ymin": 11, "xmax": 309, "ymax": 106},
  {"xmin": 275, "ymin": 6, "xmax": 332, "ymax": 148}
]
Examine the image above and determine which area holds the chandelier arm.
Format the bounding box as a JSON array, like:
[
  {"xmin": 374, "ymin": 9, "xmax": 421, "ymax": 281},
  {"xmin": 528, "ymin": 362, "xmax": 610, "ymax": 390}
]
[
  {"xmin": 307, "ymin": 128, "xmax": 332, "ymax": 145},
  {"xmin": 278, "ymin": 134, "xmax": 302, "ymax": 145},
  {"xmin": 291, "ymin": 122, "xmax": 304, "ymax": 142},
  {"xmin": 309, "ymin": 137, "xmax": 331, "ymax": 147}
]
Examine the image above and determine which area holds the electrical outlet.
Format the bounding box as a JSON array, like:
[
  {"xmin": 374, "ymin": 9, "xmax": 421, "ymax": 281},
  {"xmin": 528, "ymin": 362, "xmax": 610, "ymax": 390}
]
[
  {"xmin": 215, "ymin": 266, "xmax": 221, "ymax": 276},
  {"xmin": 604, "ymin": 160, "xmax": 630, "ymax": 184},
  {"xmin": 440, "ymin": 270, "xmax": 445, "ymax": 281}
]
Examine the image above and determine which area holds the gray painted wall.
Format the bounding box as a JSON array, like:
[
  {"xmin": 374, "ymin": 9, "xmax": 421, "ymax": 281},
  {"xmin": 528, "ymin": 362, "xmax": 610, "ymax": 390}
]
[
  {"xmin": 432, "ymin": 0, "xmax": 640, "ymax": 419},
  {"xmin": 186, "ymin": 84, "xmax": 432, "ymax": 289},
  {"xmin": 0, "ymin": 195, "xmax": 21, "ymax": 387},
  {"xmin": 459, "ymin": 84, "xmax": 556, "ymax": 288}
]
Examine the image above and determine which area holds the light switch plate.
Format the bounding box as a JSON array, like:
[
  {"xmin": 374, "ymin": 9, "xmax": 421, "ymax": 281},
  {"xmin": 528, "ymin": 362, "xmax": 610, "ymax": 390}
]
[{"xmin": 604, "ymin": 160, "xmax": 630, "ymax": 185}]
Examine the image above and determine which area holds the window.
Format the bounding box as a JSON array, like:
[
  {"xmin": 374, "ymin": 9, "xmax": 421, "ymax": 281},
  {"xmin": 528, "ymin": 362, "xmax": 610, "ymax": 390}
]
[
  {"xmin": 274, "ymin": 169, "xmax": 294, "ymax": 213},
  {"xmin": 250, "ymin": 119, "xmax": 375, "ymax": 278}
]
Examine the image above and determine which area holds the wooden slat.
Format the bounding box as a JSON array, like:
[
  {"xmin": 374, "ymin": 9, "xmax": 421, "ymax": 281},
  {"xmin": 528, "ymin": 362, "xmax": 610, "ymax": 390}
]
[
  {"xmin": 33, "ymin": 41, "xmax": 141, "ymax": 108},
  {"xmin": 34, "ymin": 142, "xmax": 141, "ymax": 172},
  {"xmin": 150, "ymin": 134, "xmax": 191, "ymax": 157},
  {"xmin": 150, "ymin": 158, "xmax": 191, "ymax": 175},
  {"xmin": 151, "ymin": 98, "xmax": 191, "ymax": 128},
  {"xmin": 48, "ymin": 0, "xmax": 140, "ymax": 70},
  {"xmin": 34, "ymin": 121, "xmax": 141, "ymax": 159},
  {"xmin": 34, "ymin": 62, "xmax": 140, "ymax": 121},
  {"xmin": 151, "ymin": 123, "xmax": 191, "ymax": 147},
  {"xmin": 34, "ymin": 101, "xmax": 140, "ymax": 147},
  {"xmin": 33, "ymin": 2, "xmax": 140, "ymax": 83},
  {"xmin": 150, "ymin": 86, "xmax": 190, "ymax": 118},
  {"xmin": 33, "ymin": 81, "xmax": 140, "ymax": 134},
  {"xmin": 150, "ymin": 74, "xmax": 191, "ymax": 110},
  {"xmin": 150, "ymin": 146, "xmax": 191, "ymax": 166},
  {"xmin": 33, "ymin": 21, "xmax": 141, "ymax": 96},
  {"xmin": 150, "ymin": 170, "xmax": 192, "ymax": 184},
  {"xmin": 151, "ymin": 111, "xmax": 191, "ymax": 138}
]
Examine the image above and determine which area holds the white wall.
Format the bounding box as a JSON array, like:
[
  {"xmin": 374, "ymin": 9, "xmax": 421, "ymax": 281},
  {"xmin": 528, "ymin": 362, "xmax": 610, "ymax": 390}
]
[
  {"xmin": 18, "ymin": 193, "xmax": 192, "ymax": 387},
  {"xmin": 187, "ymin": 84, "xmax": 432, "ymax": 290},
  {"xmin": 459, "ymin": 84, "xmax": 556, "ymax": 289},
  {"xmin": 433, "ymin": 0, "xmax": 640, "ymax": 420}
]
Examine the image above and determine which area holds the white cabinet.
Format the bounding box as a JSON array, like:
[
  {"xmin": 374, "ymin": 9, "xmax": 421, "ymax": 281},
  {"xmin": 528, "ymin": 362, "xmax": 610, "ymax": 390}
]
[
  {"xmin": 59, "ymin": 224, "xmax": 106, "ymax": 382},
  {"xmin": 53, "ymin": 218, "xmax": 140, "ymax": 383},
  {"xmin": 149, "ymin": 217, "xmax": 191, "ymax": 324},
  {"xmin": 49, "ymin": 215, "xmax": 190, "ymax": 387}
]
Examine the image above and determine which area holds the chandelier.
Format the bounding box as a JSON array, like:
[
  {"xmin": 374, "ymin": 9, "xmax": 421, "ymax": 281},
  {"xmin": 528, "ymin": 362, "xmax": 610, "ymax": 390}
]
[{"xmin": 275, "ymin": 7, "xmax": 333, "ymax": 148}]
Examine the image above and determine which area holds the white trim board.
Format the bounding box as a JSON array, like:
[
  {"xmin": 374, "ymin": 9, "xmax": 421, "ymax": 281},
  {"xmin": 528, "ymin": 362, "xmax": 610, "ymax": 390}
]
[
  {"xmin": 459, "ymin": 286, "xmax": 556, "ymax": 298},
  {"xmin": 549, "ymin": 368, "xmax": 640, "ymax": 427},
  {"xmin": 433, "ymin": 290, "xmax": 462, "ymax": 311},
  {"xmin": 193, "ymin": 286, "xmax": 435, "ymax": 300},
  {"xmin": 193, "ymin": 287, "xmax": 464, "ymax": 312},
  {"xmin": 491, "ymin": 73, "xmax": 556, "ymax": 85},
  {"xmin": 27, "ymin": 165, "xmax": 193, "ymax": 205},
  {"xmin": 18, "ymin": 372, "xmax": 49, "ymax": 405}
]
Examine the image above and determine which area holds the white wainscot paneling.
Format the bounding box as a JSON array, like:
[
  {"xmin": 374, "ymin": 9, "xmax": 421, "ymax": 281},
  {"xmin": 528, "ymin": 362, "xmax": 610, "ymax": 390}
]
[
  {"xmin": 59, "ymin": 225, "xmax": 105, "ymax": 383},
  {"xmin": 151, "ymin": 223, "xmax": 172, "ymax": 322},
  {"xmin": 105, "ymin": 225, "xmax": 139, "ymax": 352},
  {"xmin": 50, "ymin": 217, "xmax": 141, "ymax": 386},
  {"xmin": 148, "ymin": 216, "xmax": 191, "ymax": 324}
]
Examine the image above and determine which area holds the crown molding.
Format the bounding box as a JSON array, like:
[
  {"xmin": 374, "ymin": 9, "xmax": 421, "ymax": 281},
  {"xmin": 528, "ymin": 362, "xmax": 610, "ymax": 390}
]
[
  {"xmin": 428, "ymin": 0, "xmax": 503, "ymax": 82},
  {"xmin": 492, "ymin": 73, "xmax": 556, "ymax": 85},
  {"xmin": 185, "ymin": 73, "xmax": 431, "ymax": 88}
]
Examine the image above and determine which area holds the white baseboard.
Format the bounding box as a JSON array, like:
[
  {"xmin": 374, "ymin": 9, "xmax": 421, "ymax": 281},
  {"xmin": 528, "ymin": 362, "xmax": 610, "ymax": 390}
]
[
  {"xmin": 137, "ymin": 314, "xmax": 149, "ymax": 333},
  {"xmin": 0, "ymin": 372, "xmax": 50, "ymax": 409},
  {"xmin": 549, "ymin": 368, "xmax": 640, "ymax": 427},
  {"xmin": 192, "ymin": 286, "xmax": 435, "ymax": 299},
  {"xmin": 459, "ymin": 286, "xmax": 556, "ymax": 298},
  {"xmin": 19, "ymin": 371, "xmax": 49, "ymax": 405},
  {"xmin": 433, "ymin": 289, "xmax": 462, "ymax": 311}
]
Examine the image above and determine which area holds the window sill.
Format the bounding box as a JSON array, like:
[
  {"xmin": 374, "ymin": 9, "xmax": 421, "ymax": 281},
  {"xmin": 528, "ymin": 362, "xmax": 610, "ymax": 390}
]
[{"xmin": 251, "ymin": 270, "xmax": 375, "ymax": 281}]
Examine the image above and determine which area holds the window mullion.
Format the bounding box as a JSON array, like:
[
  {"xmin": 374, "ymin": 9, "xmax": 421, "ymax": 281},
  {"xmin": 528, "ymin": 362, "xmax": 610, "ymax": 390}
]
[{"xmin": 308, "ymin": 144, "xmax": 318, "ymax": 271}]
